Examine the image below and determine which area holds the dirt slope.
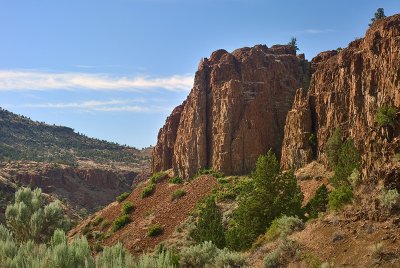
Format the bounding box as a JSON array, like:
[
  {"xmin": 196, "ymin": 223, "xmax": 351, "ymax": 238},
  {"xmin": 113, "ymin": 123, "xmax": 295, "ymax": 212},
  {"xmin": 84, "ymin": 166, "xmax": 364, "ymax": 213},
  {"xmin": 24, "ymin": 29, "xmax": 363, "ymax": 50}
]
[{"xmin": 69, "ymin": 175, "xmax": 217, "ymax": 255}]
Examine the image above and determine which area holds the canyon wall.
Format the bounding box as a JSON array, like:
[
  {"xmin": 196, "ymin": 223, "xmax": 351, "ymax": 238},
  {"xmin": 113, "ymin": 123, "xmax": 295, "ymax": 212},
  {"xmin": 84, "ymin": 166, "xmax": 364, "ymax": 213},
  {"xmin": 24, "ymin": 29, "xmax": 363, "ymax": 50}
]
[
  {"xmin": 153, "ymin": 45, "xmax": 310, "ymax": 179},
  {"xmin": 0, "ymin": 161, "xmax": 141, "ymax": 212},
  {"xmin": 281, "ymin": 15, "xmax": 400, "ymax": 181}
]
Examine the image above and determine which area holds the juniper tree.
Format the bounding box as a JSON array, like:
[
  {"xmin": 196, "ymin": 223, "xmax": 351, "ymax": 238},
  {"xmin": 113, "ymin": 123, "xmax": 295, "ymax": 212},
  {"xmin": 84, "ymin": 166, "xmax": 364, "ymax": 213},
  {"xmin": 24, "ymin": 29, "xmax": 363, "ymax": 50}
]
[
  {"xmin": 225, "ymin": 151, "xmax": 303, "ymax": 250},
  {"xmin": 288, "ymin": 37, "xmax": 299, "ymax": 51},
  {"xmin": 191, "ymin": 196, "xmax": 226, "ymax": 248},
  {"xmin": 369, "ymin": 8, "xmax": 386, "ymax": 26}
]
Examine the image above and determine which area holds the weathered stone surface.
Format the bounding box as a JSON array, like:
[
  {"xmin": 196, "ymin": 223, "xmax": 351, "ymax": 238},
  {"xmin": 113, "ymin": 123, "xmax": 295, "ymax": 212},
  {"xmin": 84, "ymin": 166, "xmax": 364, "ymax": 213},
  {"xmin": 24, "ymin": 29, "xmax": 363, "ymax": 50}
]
[
  {"xmin": 152, "ymin": 103, "xmax": 185, "ymax": 172},
  {"xmin": 281, "ymin": 14, "xmax": 400, "ymax": 180},
  {"xmin": 281, "ymin": 88, "xmax": 313, "ymax": 169},
  {"xmin": 153, "ymin": 44, "xmax": 309, "ymax": 179}
]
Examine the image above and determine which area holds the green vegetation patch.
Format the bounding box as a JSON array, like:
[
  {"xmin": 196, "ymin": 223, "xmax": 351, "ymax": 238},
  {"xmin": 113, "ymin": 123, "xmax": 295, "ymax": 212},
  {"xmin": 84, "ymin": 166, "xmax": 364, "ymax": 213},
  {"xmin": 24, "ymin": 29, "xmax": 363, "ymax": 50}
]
[
  {"xmin": 169, "ymin": 176, "xmax": 183, "ymax": 184},
  {"xmin": 328, "ymin": 185, "xmax": 353, "ymax": 211},
  {"xmin": 196, "ymin": 168, "xmax": 224, "ymax": 179},
  {"xmin": 147, "ymin": 224, "xmax": 163, "ymax": 237},
  {"xmin": 116, "ymin": 192, "xmax": 130, "ymax": 203},
  {"xmin": 121, "ymin": 201, "xmax": 135, "ymax": 215},
  {"xmin": 375, "ymin": 104, "xmax": 398, "ymax": 128},
  {"xmin": 141, "ymin": 183, "xmax": 156, "ymax": 198},
  {"xmin": 304, "ymin": 185, "xmax": 328, "ymax": 219},
  {"xmin": 150, "ymin": 171, "xmax": 168, "ymax": 184},
  {"xmin": 111, "ymin": 215, "xmax": 131, "ymax": 232},
  {"xmin": 171, "ymin": 189, "xmax": 186, "ymax": 201}
]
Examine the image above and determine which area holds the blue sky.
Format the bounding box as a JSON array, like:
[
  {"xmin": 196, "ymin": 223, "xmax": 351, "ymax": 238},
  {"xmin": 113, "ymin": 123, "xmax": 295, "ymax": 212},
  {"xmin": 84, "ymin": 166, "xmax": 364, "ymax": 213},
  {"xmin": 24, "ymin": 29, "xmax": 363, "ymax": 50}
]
[{"xmin": 0, "ymin": 0, "xmax": 398, "ymax": 148}]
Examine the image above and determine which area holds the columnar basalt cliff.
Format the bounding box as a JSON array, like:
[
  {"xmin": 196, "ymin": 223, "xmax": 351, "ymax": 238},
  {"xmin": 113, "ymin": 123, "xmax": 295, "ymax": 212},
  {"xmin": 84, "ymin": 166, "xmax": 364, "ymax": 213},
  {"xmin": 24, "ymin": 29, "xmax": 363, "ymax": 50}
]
[
  {"xmin": 153, "ymin": 45, "xmax": 310, "ymax": 179},
  {"xmin": 152, "ymin": 103, "xmax": 185, "ymax": 172},
  {"xmin": 281, "ymin": 14, "xmax": 400, "ymax": 181}
]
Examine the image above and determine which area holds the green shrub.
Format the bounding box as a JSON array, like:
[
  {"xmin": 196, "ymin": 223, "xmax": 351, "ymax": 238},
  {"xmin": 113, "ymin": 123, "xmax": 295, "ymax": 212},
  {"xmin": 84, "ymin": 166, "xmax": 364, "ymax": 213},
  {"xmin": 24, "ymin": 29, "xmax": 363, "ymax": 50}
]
[
  {"xmin": 147, "ymin": 224, "xmax": 163, "ymax": 237},
  {"xmin": 141, "ymin": 183, "xmax": 156, "ymax": 198},
  {"xmin": 5, "ymin": 187, "xmax": 70, "ymax": 243},
  {"xmin": 263, "ymin": 238, "xmax": 299, "ymax": 268},
  {"xmin": 116, "ymin": 192, "xmax": 130, "ymax": 203},
  {"xmin": 253, "ymin": 216, "xmax": 304, "ymax": 249},
  {"xmin": 328, "ymin": 185, "xmax": 353, "ymax": 211},
  {"xmin": 150, "ymin": 171, "xmax": 168, "ymax": 184},
  {"xmin": 308, "ymin": 133, "xmax": 317, "ymax": 146},
  {"xmin": 379, "ymin": 188, "xmax": 399, "ymax": 212},
  {"xmin": 122, "ymin": 201, "xmax": 135, "ymax": 215},
  {"xmin": 0, "ymin": 190, "xmax": 139, "ymax": 268},
  {"xmin": 225, "ymin": 151, "xmax": 303, "ymax": 251},
  {"xmin": 92, "ymin": 216, "xmax": 104, "ymax": 226},
  {"xmin": 171, "ymin": 189, "xmax": 186, "ymax": 201},
  {"xmin": 214, "ymin": 248, "xmax": 245, "ymax": 268},
  {"xmin": 179, "ymin": 241, "xmax": 218, "ymax": 267},
  {"xmin": 169, "ymin": 176, "xmax": 183, "ymax": 184},
  {"xmin": 100, "ymin": 219, "xmax": 110, "ymax": 229},
  {"xmin": 92, "ymin": 230, "xmax": 105, "ymax": 240},
  {"xmin": 265, "ymin": 216, "xmax": 304, "ymax": 241},
  {"xmin": 112, "ymin": 215, "xmax": 131, "ymax": 232},
  {"xmin": 215, "ymin": 177, "xmax": 250, "ymax": 202},
  {"xmin": 304, "ymin": 185, "xmax": 329, "ymax": 219},
  {"xmin": 376, "ymin": 104, "xmax": 398, "ymax": 127},
  {"xmin": 348, "ymin": 169, "xmax": 360, "ymax": 188},
  {"xmin": 191, "ymin": 196, "xmax": 226, "ymax": 248},
  {"xmin": 196, "ymin": 168, "xmax": 224, "ymax": 179},
  {"xmin": 82, "ymin": 226, "xmax": 91, "ymax": 235},
  {"xmin": 96, "ymin": 242, "xmax": 133, "ymax": 268},
  {"xmin": 264, "ymin": 250, "xmax": 280, "ymax": 268},
  {"xmin": 134, "ymin": 250, "xmax": 178, "ymax": 268}
]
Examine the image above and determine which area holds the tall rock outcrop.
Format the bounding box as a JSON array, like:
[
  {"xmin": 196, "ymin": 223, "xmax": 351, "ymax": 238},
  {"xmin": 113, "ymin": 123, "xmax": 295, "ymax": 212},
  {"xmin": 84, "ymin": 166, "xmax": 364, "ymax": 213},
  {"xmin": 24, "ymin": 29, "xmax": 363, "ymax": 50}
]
[
  {"xmin": 152, "ymin": 103, "xmax": 185, "ymax": 172},
  {"xmin": 153, "ymin": 45, "xmax": 310, "ymax": 179},
  {"xmin": 281, "ymin": 14, "xmax": 400, "ymax": 180}
]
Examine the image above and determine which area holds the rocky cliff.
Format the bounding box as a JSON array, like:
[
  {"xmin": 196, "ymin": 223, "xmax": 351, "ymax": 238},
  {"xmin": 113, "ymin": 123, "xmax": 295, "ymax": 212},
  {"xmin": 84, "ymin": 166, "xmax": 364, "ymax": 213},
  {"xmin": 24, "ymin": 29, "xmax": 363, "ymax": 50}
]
[
  {"xmin": 0, "ymin": 161, "xmax": 147, "ymax": 221},
  {"xmin": 153, "ymin": 45, "xmax": 310, "ymax": 179},
  {"xmin": 281, "ymin": 15, "xmax": 400, "ymax": 182}
]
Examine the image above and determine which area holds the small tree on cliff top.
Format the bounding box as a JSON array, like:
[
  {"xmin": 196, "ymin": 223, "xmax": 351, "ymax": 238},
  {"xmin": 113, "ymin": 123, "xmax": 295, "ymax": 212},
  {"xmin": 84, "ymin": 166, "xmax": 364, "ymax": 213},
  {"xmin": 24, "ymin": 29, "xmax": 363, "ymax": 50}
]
[
  {"xmin": 288, "ymin": 37, "xmax": 299, "ymax": 51},
  {"xmin": 369, "ymin": 8, "xmax": 386, "ymax": 26}
]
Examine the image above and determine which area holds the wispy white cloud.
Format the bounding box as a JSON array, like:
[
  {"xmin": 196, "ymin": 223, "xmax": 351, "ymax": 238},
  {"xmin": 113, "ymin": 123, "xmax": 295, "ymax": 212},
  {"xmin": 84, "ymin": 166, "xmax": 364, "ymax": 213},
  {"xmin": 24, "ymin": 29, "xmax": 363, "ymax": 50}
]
[
  {"xmin": 295, "ymin": 29, "xmax": 335, "ymax": 35},
  {"xmin": 5, "ymin": 99, "xmax": 171, "ymax": 113},
  {"xmin": 0, "ymin": 70, "xmax": 194, "ymax": 92}
]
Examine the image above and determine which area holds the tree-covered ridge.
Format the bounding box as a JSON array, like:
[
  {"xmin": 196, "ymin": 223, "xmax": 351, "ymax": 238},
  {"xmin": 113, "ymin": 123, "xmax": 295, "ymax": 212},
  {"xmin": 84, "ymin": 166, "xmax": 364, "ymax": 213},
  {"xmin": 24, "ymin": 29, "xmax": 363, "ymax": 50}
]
[{"xmin": 0, "ymin": 108, "xmax": 151, "ymax": 166}]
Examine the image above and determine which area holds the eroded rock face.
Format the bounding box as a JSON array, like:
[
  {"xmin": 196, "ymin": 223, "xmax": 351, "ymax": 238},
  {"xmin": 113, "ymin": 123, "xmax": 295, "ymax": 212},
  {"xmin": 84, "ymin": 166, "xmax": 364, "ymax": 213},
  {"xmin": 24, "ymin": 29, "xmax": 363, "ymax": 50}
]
[
  {"xmin": 152, "ymin": 103, "xmax": 185, "ymax": 172},
  {"xmin": 153, "ymin": 45, "xmax": 310, "ymax": 179},
  {"xmin": 0, "ymin": 161, "xmax": 139, "ymax": 212},
  {"xmin": 281, "ymin": 15, "xmax": 400, "ymax": 180}
]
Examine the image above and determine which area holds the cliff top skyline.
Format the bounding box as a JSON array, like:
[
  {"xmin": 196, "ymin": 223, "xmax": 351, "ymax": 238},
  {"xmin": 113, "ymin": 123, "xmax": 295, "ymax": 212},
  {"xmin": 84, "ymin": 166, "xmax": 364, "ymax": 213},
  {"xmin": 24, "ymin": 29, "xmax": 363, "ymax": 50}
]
[{"xmin": 0, "ymin": 0, "xmax": 398, "ymax": 147}]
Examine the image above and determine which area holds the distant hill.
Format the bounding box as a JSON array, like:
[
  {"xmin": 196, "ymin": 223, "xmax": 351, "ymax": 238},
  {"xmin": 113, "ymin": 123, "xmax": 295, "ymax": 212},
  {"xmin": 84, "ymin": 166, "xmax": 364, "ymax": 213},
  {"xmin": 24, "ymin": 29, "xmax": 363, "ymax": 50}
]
[{"xmin": 0, "ymin": 107, "xmax": 151, "ymax": 167}]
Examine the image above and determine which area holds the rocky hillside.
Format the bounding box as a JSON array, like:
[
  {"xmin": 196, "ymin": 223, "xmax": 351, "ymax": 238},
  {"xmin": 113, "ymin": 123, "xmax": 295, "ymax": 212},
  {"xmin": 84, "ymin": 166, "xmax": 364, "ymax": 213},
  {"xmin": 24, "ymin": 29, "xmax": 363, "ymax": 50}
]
[
  {"xmin": 281, "ymin": 14, "xmax": 400, "ymax": 183},
  {"xmin": 64, "ymin": 13, "xmax": 400, "ymax": 268},
  {"xmin": 153, "ymin": 45, "xmax": 310, "ymax": 179},
  {"xmin": 0, "ymin": 107, "xmax": 151, "ymax": 168},
  {"xmin": 0, "ymin": 108, "xmax": 152, "ymax": 223},
  {"xmin": 69, "ymin": 172, "xmax": 218, "ymax": 255}
]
